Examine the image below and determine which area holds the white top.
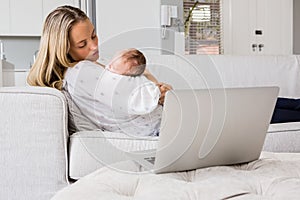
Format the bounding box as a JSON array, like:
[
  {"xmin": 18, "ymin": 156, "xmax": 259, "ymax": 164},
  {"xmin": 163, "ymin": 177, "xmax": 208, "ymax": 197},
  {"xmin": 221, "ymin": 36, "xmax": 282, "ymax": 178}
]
[{"xmin": 63, "ymin": 60, "xmax": 162, "ymax": 136}]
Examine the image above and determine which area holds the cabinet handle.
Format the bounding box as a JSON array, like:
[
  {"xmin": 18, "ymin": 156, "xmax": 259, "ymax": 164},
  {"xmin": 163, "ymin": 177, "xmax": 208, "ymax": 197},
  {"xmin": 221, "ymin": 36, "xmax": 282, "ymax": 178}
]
[
  {"xmin": 252, "ymin": 44, "xmax": 257, "ymax": 52},
  {"xmin": 258, "ymin": 44, "xmax": 264, "ymax": 51}
]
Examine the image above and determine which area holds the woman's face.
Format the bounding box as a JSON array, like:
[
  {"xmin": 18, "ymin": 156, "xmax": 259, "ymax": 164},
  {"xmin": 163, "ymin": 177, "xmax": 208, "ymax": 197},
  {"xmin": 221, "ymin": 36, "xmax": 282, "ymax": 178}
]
[{"xmin": 68, "ymin": 19, "xmax": 99, "ymax": 62}]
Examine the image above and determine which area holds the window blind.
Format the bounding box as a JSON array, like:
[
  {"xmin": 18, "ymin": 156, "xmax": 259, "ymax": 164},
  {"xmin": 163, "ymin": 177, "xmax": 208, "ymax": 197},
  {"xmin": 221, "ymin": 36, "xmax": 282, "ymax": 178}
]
[{"xmin": 184, "ymin": 0, "xmax": 223, "ymax": 55}]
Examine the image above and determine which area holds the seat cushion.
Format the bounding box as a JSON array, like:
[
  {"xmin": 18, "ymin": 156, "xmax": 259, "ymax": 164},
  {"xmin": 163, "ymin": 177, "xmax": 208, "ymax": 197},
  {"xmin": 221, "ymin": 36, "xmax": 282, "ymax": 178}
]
[
  {"xmin": 69, "ymin": 122, "xmax": 300, "ymax": 179},
  {"xmin": 53, "ymin": 152, "xmax": 300, "ymax": 200},
  {"xmin": 69, "ymin": 130, "xmax": 158, "ymax": 179}
]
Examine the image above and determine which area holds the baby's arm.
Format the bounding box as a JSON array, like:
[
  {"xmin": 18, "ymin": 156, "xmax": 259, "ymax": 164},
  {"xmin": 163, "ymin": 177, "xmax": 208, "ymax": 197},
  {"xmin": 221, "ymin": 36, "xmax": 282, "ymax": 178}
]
[
  {"xmin": 128, "ymin": 81, "xmax": 161, "ymax": 115},
  {"xmin": 143, "ymin": 68, "xmax": 173, "ymax": 105},
  {"xmin": 144, "ymin": 69, "xmax": 173, "ymax": 105}
]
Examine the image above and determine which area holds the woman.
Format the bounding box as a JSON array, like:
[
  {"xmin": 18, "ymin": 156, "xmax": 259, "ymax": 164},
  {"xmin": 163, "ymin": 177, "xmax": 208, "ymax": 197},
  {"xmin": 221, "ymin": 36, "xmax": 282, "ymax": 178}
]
[
  {"xmin": 27, "ymin": 5, "xmax": 171, "ymax": 135},
  {"xmin": 27, "ymin": 5, "xmax": 100, "ymax": 89}
]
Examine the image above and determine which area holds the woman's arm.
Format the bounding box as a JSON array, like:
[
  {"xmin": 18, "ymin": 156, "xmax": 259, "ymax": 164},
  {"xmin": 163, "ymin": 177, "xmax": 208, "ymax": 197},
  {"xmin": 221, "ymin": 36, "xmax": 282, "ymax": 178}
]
[
  {"xmin": 95, "ymin": 61, "xmax": 106, "ymax": 68},
  {"xmin": 143, "ymin": 69, "xmax": 159, "ymax": 84}
]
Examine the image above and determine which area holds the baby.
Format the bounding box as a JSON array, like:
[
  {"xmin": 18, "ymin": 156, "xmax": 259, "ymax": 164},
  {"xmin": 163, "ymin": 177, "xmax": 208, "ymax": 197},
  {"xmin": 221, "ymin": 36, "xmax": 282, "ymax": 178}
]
[
  {"xmin": 107, "ymin": 48, "xmax": 147, "ymax": 77},
  {"xmin": 95, "ymin": 48, "xmax": 164, "ymax": 136},
  {"xmin": 107, "ymin": 48, "xmax": 171, "ymax": 104}
]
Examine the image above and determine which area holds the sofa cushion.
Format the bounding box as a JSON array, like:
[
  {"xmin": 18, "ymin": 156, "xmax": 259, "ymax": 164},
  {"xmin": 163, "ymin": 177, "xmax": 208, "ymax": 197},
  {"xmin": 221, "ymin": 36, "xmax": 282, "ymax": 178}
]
[
  {"xmin": 69, "ymin": 130, "xmax": 157, "ymax": 179},
  {"xmin": 69, "ymin": 122, "xmax": 300, "ymax": 179},
  {"xmin": 53, "ymin": 152, "xmax": 300, "ymax": 200}
]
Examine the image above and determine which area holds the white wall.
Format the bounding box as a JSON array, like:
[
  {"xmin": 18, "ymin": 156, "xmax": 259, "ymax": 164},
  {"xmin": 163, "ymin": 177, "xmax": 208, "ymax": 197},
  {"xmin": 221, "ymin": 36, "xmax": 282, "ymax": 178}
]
[{"xmin": 95, "ymin": 0, "xmax": 161, "ymax": 62}]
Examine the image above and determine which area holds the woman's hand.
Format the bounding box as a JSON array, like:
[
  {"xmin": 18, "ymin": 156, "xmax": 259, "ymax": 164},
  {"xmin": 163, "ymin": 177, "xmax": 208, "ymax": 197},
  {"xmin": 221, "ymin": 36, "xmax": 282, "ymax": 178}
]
[{"xmin": 157, "ymin": 82, "xmax": 173, "ymax": 105}]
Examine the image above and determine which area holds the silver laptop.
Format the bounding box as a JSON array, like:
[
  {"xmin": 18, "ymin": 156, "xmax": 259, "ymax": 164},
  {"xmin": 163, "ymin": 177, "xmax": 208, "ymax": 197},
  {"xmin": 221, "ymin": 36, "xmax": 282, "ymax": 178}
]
[{"xmin": 128, "ymin": 86, "xmax": 279, "ymax": 173}]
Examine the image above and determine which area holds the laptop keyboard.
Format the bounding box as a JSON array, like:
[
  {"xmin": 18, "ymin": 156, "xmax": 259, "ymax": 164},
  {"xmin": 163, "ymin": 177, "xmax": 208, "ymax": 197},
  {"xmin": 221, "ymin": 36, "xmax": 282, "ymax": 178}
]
[{"xmin": 144, "ymin": 157, "xmax": 156, "ymax": 164}]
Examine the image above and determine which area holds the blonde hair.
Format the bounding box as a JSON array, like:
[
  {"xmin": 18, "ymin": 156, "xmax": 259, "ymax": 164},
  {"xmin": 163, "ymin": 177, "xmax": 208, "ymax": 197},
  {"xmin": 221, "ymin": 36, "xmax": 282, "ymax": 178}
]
[{"xmin": 27, "ymin": 5, "xmax": 88, "ymax": 90}]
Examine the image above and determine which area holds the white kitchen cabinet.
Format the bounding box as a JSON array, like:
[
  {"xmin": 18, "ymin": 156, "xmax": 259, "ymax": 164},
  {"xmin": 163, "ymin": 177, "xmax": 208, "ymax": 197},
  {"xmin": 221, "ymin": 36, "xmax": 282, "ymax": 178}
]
[
  {"xmin": 13, "ymin": 70, "xmax": 29, "ymax": 87},
  {"xmin": 0, "ymin": 0, "xmax": 10, "ymax": 35},
  {"xmin": 2, "ymin": 69, "xmax": 29, "ymax": 87},
  {"xmin": 10, "ymin": 0, "xmax": 43, "ymax": 36},
  {"xmin": 0, "ymin": 0, "xmax": 80, "ymax": 36},
  {"xmin": 2, "ymin": 70, "xmax": 15, "ymax": 87},
  {"xmin": 1, "ymin": 60, "xmax": 15, "ymax": 87},
  {"xmin": 223, "ymin": 0, "xmax": 293, "ymax": 55},
  {"xmin": 43, "ymin": 0, "xmax": 80, "ymax": 22}
]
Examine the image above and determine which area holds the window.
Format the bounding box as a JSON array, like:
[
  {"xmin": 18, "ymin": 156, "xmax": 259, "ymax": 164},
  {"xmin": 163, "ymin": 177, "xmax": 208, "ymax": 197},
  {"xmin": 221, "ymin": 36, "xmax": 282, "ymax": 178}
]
[{"xmin": 184, "ymin": 0, "xmax": 223, "ymax": 55}]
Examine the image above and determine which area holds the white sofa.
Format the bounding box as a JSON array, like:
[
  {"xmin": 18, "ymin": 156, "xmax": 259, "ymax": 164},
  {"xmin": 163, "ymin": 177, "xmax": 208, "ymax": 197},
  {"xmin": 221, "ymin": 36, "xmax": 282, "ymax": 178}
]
[
  {"xmin": 1, "ymin": 55, "xmax": 300, "ymax": 200},
  {"xmin": 53, "ymin": 152, "xmax": 300, "ymax": 200}
]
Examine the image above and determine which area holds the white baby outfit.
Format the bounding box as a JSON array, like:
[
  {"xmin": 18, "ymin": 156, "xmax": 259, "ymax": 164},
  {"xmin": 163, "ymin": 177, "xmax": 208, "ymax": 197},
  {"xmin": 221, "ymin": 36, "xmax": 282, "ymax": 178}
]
[{"xmin": 63, "ymin": 60, "xmax": 162, "ymax": 136}]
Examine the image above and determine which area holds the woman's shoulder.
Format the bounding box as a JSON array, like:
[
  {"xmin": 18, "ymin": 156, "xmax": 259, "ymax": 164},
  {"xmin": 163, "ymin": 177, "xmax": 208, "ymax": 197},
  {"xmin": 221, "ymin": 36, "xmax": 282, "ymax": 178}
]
[
  {"xmin": 66, "ymin": 60, "xmax": 105, "ymax": 76},
  {"xmin": 64, "ymin": 60, "xmax": 104, "ymax": 84},
  {"xmin": 74, "ymin": 60, "xmax": 105, "ymax": 70}
]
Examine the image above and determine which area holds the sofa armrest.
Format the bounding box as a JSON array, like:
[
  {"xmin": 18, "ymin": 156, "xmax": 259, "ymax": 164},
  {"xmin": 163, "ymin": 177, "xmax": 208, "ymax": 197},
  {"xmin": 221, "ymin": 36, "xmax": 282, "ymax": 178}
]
[
  {"xmin": 264, "ymin": 122, "xmax": 300, "ymax": 152},
  {"xmin": 0, "ymin": 86, "xmax": 69, "ymax": 200}
]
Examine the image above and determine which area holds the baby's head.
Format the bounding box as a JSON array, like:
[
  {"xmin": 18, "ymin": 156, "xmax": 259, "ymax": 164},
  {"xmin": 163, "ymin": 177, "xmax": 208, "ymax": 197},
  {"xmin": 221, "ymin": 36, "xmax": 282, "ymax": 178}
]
[{"xmin": 108, "ymin": 48, "xmax": 146, "ymax": 76}]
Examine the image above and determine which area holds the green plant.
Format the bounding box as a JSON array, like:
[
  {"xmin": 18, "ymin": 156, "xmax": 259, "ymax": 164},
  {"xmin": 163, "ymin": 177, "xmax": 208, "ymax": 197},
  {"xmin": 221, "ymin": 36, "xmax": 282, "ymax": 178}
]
[{"xmin": 184, "ymin": 1, "xmax": 199, "ymax": 36}]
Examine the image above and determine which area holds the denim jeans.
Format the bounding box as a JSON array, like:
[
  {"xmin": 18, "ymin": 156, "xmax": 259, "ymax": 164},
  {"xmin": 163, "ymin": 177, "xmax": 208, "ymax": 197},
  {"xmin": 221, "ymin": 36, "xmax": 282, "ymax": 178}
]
[{"xmin": 271, "ymin": 98, "xmax": 300, "ymax": 123}]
